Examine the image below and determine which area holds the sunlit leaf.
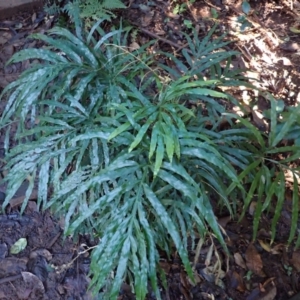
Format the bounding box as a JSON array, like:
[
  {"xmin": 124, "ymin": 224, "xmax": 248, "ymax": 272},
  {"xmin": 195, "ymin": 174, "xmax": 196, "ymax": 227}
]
[
  {"xmin": 272, "ymin": 105, "xmax": 300, "ymax": 147},
  {"xmin": 129, "ymin": 115, "xmax": 156, "ymax": 152},
  {"xmin": 108, "ymin": 122, "xmax": 131, "ymax": 141}
]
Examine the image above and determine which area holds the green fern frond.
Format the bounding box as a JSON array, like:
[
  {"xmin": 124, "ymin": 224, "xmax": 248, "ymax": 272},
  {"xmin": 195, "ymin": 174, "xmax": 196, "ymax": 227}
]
[
  {"xmin": 43, "ymin": 2, "xmax": 61, "ymax": 15},
  {"xmin": 79, "ymin": 0, "xmax": 126, "ymax": 20}
]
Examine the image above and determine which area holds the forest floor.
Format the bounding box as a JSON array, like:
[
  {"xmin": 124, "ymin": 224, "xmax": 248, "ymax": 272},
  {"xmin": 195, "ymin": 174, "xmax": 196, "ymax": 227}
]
[{"xmin": 0, "ymin": 0, "xmax": 300, "ymax": 299}]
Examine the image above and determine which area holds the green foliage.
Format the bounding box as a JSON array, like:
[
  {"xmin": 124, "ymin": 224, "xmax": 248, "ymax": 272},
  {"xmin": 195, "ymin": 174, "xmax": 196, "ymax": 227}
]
[
  {"xmin": 225, "ymin": 97, "xmax": 300, "ymax": 244},
  {"xmin": 1, "ymin": 20, "xmax": 299, "ymax": 299},
  {"xmin": 44, "ymin": 0, "xmax": 126, "ymax": 21},
  {"xmin": 0, "ymin": 22, "xmax": 245, "ymax": 298}
]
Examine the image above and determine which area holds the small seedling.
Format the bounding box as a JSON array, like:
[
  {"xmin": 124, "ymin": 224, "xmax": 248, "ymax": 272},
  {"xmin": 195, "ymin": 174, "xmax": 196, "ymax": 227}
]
[
  {"xmin": 245, "ymin": 270, "xmax": 253, "ymax": 281},
  {"xmin": 284, "ymin": 264, "xmax": 293, "ymax": 276},
  {"xmin": 184, "ymin": 19, "xmax": 193, "ymax": 29}
]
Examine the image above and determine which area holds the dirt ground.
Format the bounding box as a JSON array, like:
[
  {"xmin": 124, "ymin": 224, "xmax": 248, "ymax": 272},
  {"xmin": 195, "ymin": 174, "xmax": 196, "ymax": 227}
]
[{"xmin": 1, "ymin": 0, "xmax": 300, "ymax": 299}]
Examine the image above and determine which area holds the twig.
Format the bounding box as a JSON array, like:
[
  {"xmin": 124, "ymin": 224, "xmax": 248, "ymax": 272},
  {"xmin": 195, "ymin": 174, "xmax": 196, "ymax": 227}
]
[
  {"xmin": 50, "ymin": 245, "xmax": 98, "ymax": 274},
  {"xmin": 130, "ymin": 22, "xmax": 192, "ymax": 55},
  {"xmin": 203, "ymin": 0, "xmax": 222, "ymax": 11},
  {"xmin": 47, "ymin": 231, "xmax": 62, "ymax": 249},
  {"xmin": 0, "ymin": 274, "xmax": 22, "ymax": 285}
]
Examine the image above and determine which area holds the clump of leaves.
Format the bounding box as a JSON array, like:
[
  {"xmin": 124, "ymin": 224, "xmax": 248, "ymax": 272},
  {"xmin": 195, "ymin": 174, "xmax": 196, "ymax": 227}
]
[
  {"xmin": 226, "ymin": 97, "xmax": 300, "ymax": 245},
  {"xmin": 1, "ymin": 20, "xmax": 299, "ymax": 299},
  {"xmin": 0, "ymin": 21, "xmax": 245, "ymax": 298},
  {"xmin": 44, "ymin": 0, "xmax": 126, "ymax": 22}
]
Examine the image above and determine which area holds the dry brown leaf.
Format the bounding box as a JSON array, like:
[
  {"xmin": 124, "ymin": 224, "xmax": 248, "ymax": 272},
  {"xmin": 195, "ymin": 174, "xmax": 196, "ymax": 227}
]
[
  {"xmin": 190, "ymin": 270, "xmax": 202, "ymax": 284},
  {"xmin": 205, "ymin": 243, "xmax": 214, "ymax": 267},
  {"xmin": 260, "ymin": 279, "xmax": 277, "ymax": 300},
  {"xmin": 258, "ymin": 239, "xmax": 271, "ymax": 252},
  {"xmin": 227, "ymin": 270, "xmax": 246, "ymax": 292},
  {"xmin": 249, "ymin": 201, "xmax": 257, "ymax": 216},
  {"xmin": 234, "ymin": 253, "xmax": 247, "ymax": 269},
  {"xmin": 270, "ymin": 243, "xmax": 284, "ymax": 255},
  {"xmin": 129, "ymin": 42, "xmax": 140, "ymax": 52},
  {"xmin": 180, "ymin": 270, "xmax": 191, "ymax": 290},
  {"xmin": 290, "ymin": 250, "xmax": 300, "ymax": 272},
  {"xmin": 259, "ymin": 286, "xmax": 277, "ymax": 300},
  {"xmin": 245, "ymin": 243, "xmax": 265, "ymax": 276},
  {"xmin": 200, "ymin": 266, "xmax": 226, "ymax": 285},
  {"xmin": 21, "ymin": 271, "xmax": 45, "ymax": 293},
  {"xmin": 140, "ymin": 11, "xmax": 154, "ymax": 27}
]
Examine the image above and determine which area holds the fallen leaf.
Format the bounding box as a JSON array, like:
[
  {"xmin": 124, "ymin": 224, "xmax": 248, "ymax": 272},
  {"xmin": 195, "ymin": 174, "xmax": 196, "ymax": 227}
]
[
  {"xmin": 291, "ymin": 250, "xmax": 300, "ymax": 272},
  {"xmin": 205, "ymin": 243, "xmax": 214, "ymax": 267},
  {"xmin": 199, "ymin": 266, "xmax": 216, "ymax": 283},
  {"xmin": 249, "ymin": 201, "xmax": 257, "ymax": 216},
  {"xmin": 129, "ymin": 42, "xmax": 140, "ymax": 51},
  {"xmin": 260, "ymin": 278, "xmax": 277, "ymax": 300},
  {"xmin": 21, "ymin": 271, "xmax": 45, "ymax": 293},
  {"xmin": 227, "ymin": 270, "xmax": 246, "ymax": 292},
  {"xmin": 180, "ymin": 270, "xmax": 191, "ymax": 290},
  {"xmin": 259, "ymin": 286, "xmax": 277, "ymax": 300},
  {"xmin": 290, "ymin": 27, "xmax": 300, "ymax": 33},
  {"xmin": 234, "ymin": 253, "xmax": 247, "ymax": 269},
  {"xmin": 31, "ymin": 12, "xmax": 36, "ymax": 23},
  {"xmin": 10, "ymin": 237, "xmax": 27, "ymax": 254},
  {"xmin": 245, "ymin": 243, "xmax": 265, "ymax": 276},
  {"xmin": 200, "ymin": 265, "xmax": 226, "ymax": 284},
  {"xmin": 258, "ymin": 239, "xmax": 271, "ymax": 252},
  {"xmin": 270, "ymin": 243, "xmax": 284, "ymax": 255}
]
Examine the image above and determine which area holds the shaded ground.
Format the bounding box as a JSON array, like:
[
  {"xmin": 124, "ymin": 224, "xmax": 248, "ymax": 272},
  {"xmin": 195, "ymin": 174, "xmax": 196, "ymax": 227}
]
[
  {"xmin": 0, "ymin": 205, "xmax": 98, "ymax": 299},
  {"xmin": 0, "ymin": 0, "xmax": 300, "ymax": 299}
]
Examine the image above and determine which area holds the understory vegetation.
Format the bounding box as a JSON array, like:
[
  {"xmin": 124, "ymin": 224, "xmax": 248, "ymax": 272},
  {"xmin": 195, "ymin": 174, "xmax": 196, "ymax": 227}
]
[
  {"xmin": 44, "ymin": 0, "xmax": 126, "ymax": 22},
  {"xmin": 1, "ymin": 2, "xmax": 300, "ymax": 299}
]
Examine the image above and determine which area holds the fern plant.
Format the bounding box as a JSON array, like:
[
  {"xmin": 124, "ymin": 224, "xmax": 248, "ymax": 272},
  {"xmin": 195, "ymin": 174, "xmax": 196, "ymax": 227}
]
[
  {"xmin": 1, "ymin": 20, "xmax": 298, "ymax": 299},
  {"xmin": 225, "ymin": 98, "xmax": 300, "ymax": 245},
  {"xmin": 80, "ymin": 0, "xmax": 126, "ymax": 20},
  {"xmin": 44, "ymin": 0, "xmax": 126, "ymax": 22}
]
